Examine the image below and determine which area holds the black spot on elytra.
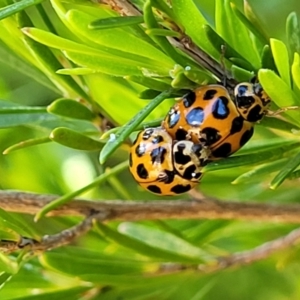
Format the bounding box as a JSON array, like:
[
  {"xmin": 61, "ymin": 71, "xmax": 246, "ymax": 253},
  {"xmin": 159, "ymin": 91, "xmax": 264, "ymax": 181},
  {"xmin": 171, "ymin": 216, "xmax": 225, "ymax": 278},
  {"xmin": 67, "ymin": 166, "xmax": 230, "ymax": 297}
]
[
  {"xmin": 150, "ymin": 147, "xmax": 167, "ymax": 164},
  {"xmin": 212, "ymin": 143, "xmax": 232, "ymax": 158},
  {"xmin": 203, "ymin": 89, "xmax": 218, "ymax": 100},
  {"xmin": 163, "ymin": 170, "xmax": 175, "ymax": 184},
  {"xmin": 240, "ymin": 127, "xmax": 254, "ymax": 147},
  {"xmin": 129, "ymin": 153, "xmax": 133, "ymax": 167},
  {"xmin": 201, "ymin": 127, "xmax": 221, "ymax": 146},
  {"xmin": 186, "ymin": 107, "xmax": 204, "ymax": 125},
  {"xmin": 135, "ymin": 144, "xmax": 146, "ymax": 157},
  {"xmin": 246, "ymin": 104, "xmax": 264, "ymax": 122},
  {"xmin": 175, "ymin": 128, "xmax": 188, "ymax": 141},
  {"xmin": 171, "ymin": 184, "xmax": 191, "ymax": 194},
  {"xmin": 183, "ymin": 92, "xmax": 196, "ymax": 108},
  {"xmin": 137, "ymin": 164, "xmax": 148, "ymax": 179},
  {"xmin": 174, "ymin": 143, "xmax": 191, "ymax": 165},
  {"xmin": 230, "ymin": 116, "xmax": 244, "ymax": 134},
  {"xmin": 147, "ymin": 185, "xmax": 162, "ymax": 194},
  {"xmin": 212, "ymin": 96, "xmax": 230, "ymax": 119},
  {"xmin": 152, "ymin": 135, "xmax": 163, "ymax": 144},
  {"xmin": 237, "ymin": 95, "xmax": 255, "ymax": 110},
  {"xmin": 168, "ymin": 110, "xmax": 180, "ymax": 128},
  {"xmin": 235, "ymin": 85, "xmax": 255, "ymax": 110},
  {"xmin": 182, "ymin": 165, "xmax": 199, "ymax": 180}
]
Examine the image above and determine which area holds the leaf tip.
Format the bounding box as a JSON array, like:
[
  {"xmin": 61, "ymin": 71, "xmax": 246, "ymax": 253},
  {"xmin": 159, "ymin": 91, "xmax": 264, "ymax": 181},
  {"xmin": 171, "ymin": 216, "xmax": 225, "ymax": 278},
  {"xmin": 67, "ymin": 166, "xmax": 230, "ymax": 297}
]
[
  {"xmin": 21, "ymin": 27, "xmax": 30, "ymax": 35},
  {"xmin": 34, "ymin": 213, "xmax": 41, "ymax": 222},
  {"xmin": 99, "ymin": 153, "xmax": 106, "ymax": 165},
  {"xmin": 2, "ymin": 149, "xmax": 9, "ymax": 155}
]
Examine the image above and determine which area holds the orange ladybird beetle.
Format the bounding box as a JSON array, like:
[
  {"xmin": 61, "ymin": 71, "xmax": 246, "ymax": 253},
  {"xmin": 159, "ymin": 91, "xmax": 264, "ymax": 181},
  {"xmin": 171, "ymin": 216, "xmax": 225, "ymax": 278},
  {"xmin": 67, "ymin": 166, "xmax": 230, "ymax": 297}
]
[
  {"xmin": 162, "ymin": 84, "xmax": 256, "ymax": 159},
  {"xmin": 129, "ymin": 127, "xmax": 209, "ymax": 195},
  {"xmin": 234, "ymin": 81, "xmax": 271, "ymax": 122}
]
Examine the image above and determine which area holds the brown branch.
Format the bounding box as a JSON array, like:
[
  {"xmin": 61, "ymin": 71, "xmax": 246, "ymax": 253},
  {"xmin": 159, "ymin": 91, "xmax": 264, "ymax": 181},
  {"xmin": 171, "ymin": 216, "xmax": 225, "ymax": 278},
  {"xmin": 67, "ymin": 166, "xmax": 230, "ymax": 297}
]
[
  {"xmin": 101, "ymin": 0, "xmax": 141, "ymax": 16},
  {"xmin": 0, "ymin": 211, "xmax": 109, "ymax": 254},
  {"xmin": 156, "ymin": 226, "xmax": 300, "ymax": 275},
  {"xmin": 1, "ymin": 191, "xmax": 300, "ymax": 223},
  {"xmin": 217, "ymin": 226, "xmax": 300, "ymax": 268},
  {"xmin": 1, "ymin": 191, "xmax": 300, "ymax": 272}
]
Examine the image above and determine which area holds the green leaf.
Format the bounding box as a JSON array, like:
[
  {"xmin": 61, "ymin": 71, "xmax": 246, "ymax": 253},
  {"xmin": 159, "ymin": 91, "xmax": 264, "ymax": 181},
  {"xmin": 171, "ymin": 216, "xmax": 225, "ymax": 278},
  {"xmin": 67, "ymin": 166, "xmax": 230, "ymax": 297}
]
[
  {"xmin": 0, "ymin": 272, "xmax": 13, "ymax": 290},
  {"xmin": 259, "ymin": 116, "xmax": 300, "ymax": 132},
  {"xmin": 146, "ymin": 28, "xmax": 181, "ymax": 38},
  {"xmin": 89, "ymin": 16, "xmax": 144, "ymax": 29},
  {"xmin": 95, "ymin": 223, "xmax": 201, "ymax": 262},
  {"xmin": 10, "ymin": 287, "xmax": 92, "ymax": 300},
  {"xmin": 101, "ymin": 118, "xmax": 163, "ymax": 140},
  {"xmin": 0, "ymin": 101, "xmax": 55, "ymax": 128},
  {"xmin": 0, "ymin": 208, "xmax": 36, "ymax": 238},
  {"xmin": 258, "ymin": 69, "xmax": 300, "ymax": 124},
  {"xmin": 119, "ymin": 222, "xmax": 212, "ymax": 262},
  {"xmin": 139, "ymin": 89, "xmax": 161, "ymax": 99},
  {"xmin": 270, "ymin": 39, "xmax": 291, "ymax": 87},
  {"xmin": 292, "ymin": 53, "xmax": 300, "ymax": 92},
  {"xmin": 184, "ymin": 67, "xmax": 216, "ymax": 85},
  {"xmin": 151, "ymin": 0, "xmax": 177, "ymax": 21},
  {"xmin": 203, "ymin": 24, "xmax": 254, "ymax": 71},
  {"xmin": 203, "ymin": 141, "xmax": 299, "ymax": 172},
  {"xmin": 215, "ymin": 0, "xmax": 260, "ymax": 68},
  {"xmin": 172, "ymin": 0, "xmax": 219, "ymax": 59},
  {"xmin": 230, "ymin": 2, "xmax": 267, "ymax": 46},
  {"xmin": 238, "ymin": 137, "xmax": 299, "ymax": 155},
  {"xmin": 125, "ymin": 75, "xmax": 171, "ymax": 91},
  {"xmin": 270, "ymin": 151, "xmax": 300, "ymax": 189},
  {"xmin": 56, "ymin": 68, "xmax": 96, "ymax": 75},
  {"xmin": 18, "ymin": 12, "xmax": 90, "ymax": 100},
  {"xmin": 99, "ymin": 89, "xmax": 172, "ymax": 164},
  {"xmin": 41, "ymin": 248, "xmax": 147, "ymax": 276},
  {"xmin": 65, "ymin": 51, "xmax": 161, "ymax": 77},
  {"xmin": 22, "ymin": 27, "xmax": 105, "ymax": 55},
  {"xmin": 65, "ymin": 9, "xmax": 175, "ymax": 72},
  {"xmin": 243, "ymin": 0, "xmax": 269, "ymax": 41},
  {"xmin": 261, "ymin": 45, "xmax": 277, "ymax": 71},
  {"xmin": 0, "ymin": 44, "xmax": 58, "ymax": 93},
  {"xmin": 50, "ymin": 127, "xmax": 103, "ymax": 150},
  {"xmin": 0, "ymin": 0, "xmax": 43, "ymax": 21},
  {"xmin": 171, "ymin": 70, "xmax": 197, "ymax": 89},
  {"xmin": 0, "ymin": 253, "xmax": 18, "ymax": 274},
  {"xmin": 143, "ymin": 0, "xmax": 188, "ymax": 67},
  {"xmin": 47, "ymin": 99, "xmax": 95, "ymax": 121},
  {"xmin": 232, "ymin": 158, "xmax": 288, "ymax": 184},
  {"xmin": 286, "ymin": 12, "xmax": 300, "ymax": 56},
  {"xmin": 23, "ymin": 26, "xmax": 170, "ymax": 77},
  {"xmin": 3, "ymin": 137, "xmax": 51, "ymax": 155},
  {"xmin": 231, "ymin": 65, "xmax": 253, "ymax": 82}
]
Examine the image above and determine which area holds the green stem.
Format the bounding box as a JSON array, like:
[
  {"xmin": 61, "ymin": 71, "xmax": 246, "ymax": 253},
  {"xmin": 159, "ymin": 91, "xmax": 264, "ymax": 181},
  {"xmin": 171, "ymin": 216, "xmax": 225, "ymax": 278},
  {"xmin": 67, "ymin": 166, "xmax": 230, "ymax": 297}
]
[
  {"xmin": 34, "ymin": 160, "xmax": 128, "ymax": 221},
  {"xmin": 0, "ymin": 0, "xmax": 44, "ymax": 20},
  {"xmin": 99, "ymin": 89, "xmax": 173, "ymax": 164}
]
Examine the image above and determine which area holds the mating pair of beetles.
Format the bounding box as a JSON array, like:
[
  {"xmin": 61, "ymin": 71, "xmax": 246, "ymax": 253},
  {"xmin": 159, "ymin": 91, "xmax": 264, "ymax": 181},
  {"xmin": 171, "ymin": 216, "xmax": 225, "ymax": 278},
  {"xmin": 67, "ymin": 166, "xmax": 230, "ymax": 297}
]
[{"xmin": 129, "ymin": 80, "xmax": 271, "ymax": 195}]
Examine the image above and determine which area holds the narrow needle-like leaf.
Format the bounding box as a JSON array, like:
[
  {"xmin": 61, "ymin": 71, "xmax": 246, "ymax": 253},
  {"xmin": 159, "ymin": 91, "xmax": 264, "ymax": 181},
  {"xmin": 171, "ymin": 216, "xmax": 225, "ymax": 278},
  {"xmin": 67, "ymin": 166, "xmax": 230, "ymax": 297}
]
[
  {"xmin": 99, "ymin": 89, "xmax": 173, "ymax": 164},
  {"xmin": 35, "ymin": 161, "xmax": 128, "ymax": 221}
]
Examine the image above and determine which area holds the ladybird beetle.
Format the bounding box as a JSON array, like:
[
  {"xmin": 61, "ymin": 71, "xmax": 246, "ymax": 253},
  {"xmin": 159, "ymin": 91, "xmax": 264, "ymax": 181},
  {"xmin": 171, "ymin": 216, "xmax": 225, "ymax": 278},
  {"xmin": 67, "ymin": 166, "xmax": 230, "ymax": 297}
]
[
  {"xmin": 129, "ymin": 127, "xmax": 209, "ymax": 195},
  {"xmin": 234, "ymin": 81, "xmax": 271, "ymax": 122},
  {"xmin": 162, "ymin": 84, "xmax": 255, "ymax": 160}
]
